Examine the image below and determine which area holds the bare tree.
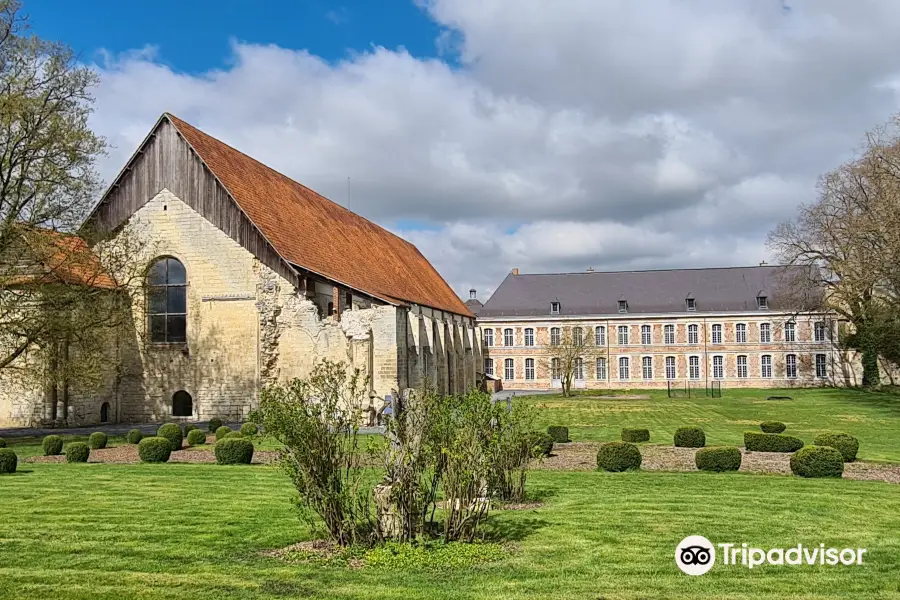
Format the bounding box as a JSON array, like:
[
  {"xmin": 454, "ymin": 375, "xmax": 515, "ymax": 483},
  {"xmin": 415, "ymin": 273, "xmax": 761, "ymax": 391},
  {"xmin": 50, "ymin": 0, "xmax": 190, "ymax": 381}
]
[{"xmin": 543, "ymin": 325, "xmax": 601, "ymax": 397}]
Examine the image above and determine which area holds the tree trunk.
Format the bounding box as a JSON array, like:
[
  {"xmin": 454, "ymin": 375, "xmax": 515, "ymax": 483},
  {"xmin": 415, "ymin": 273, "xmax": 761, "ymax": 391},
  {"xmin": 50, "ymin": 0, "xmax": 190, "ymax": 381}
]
[
  {"xmin": 60, "ymin": 339, "xmax": 70, "ymax": 423},
  {"xmin": 47, "ymin": 344, "xmax": 58, "ymax": 421},
  {"xmin": 857, "ymin": 321, "xmax": 881, "ymax": 388}
]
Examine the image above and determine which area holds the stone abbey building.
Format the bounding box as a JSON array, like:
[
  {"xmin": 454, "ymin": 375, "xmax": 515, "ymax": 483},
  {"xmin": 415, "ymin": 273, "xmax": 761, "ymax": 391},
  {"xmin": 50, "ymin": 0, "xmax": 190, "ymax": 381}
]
[{"xmin": 0, "ymin": 114, "xmax": 480, "ymax": 427}]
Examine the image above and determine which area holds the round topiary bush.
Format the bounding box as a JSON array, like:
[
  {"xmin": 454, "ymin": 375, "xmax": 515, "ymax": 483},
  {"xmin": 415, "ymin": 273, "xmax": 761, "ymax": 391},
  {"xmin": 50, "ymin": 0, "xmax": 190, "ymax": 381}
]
[
  {"xmin": 621, "ymin": 427, "xmax": 650, "ymax": 443},
  {"xmin": 42, "ymin": 435, "xmax": 63, "ymax": 456},
  {"xmin": 208, "ymin": 418, "xmax": 223, "ymax": 432},
  {"xmin": 65, "ymin": 442, "xmax": 90, "ymax": 463},
  {"xmin": 0, "ymin": 448, "xmax": 17, "ymax": 474},
  {"xmin": 224, "ymin": 431, "xmax": 244, "ymax": 439},
  {"xmin": 215, "ymin": 425, "xmax": 232, "ymax": 441},
  {"xmin": 547, "ymin": 426, "xmax": 570, "ymax": 443},
  {"xmin": 695, "ymin": 446, "xmax": 742, "ymax": 472},
  {"xmin": 183, "ymin": 423, "xmax": 197, "ymax": 437},
  {"xmin": 186, "ymin": 428, "xmax": 207, "ymax": 446},
  {"xmin": 530, "ymin": 431, "xmax": 554, "ymax": 457},
  {"xmin": 790, "ymin": 445, "xmax": 844, "ymax": 478},
  {"xmin": 240, "ymin": 422, "xmax": 259, "ymax": 437},
  {"xmin": 813, "ymin": 433, "xmax": 859, "ymax": 463},
  {"xmin": 674, "ymin": 426, "xmax": 706, "ymax": 448},
  {"xmin": 138, "ymin": 437, "xmax": 172, "ymax": 463},
  {"xmin": 215, "ymin": 437, "xmax": 254, "ymax": 465},
  {"xmin": 596, "ymin": 441, "xmax": 642, "ymax": 472},
  {"xmin": 126, "ymin": 429, "xmax": 144, "ymax": 444},
  {"xmin": 743, "ymin": 431, "xmax": 804, "ymax": 453},
  {"xmin": 0, "ymin": 437, "xmax": 6, "ymax": 448},
  {"xmin": 156, "ymin": 423, "xmax": 183, "ymax": 451},
  {"xmin": 88, "ymin": 431, "xmax": 108, "ymax": 450},
  {"xmin": 760, "ymin": 421, "xmax": 787, "ymax": 434}
]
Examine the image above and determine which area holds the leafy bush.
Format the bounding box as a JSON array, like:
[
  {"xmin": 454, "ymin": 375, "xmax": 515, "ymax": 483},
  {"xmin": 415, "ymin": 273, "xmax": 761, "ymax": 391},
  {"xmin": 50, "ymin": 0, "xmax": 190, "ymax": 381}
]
[
  {"xmin": 760, "ymin": 421, "xmax": 787, "ymax": 433},
  {"xmin": 674, "ymin": 426, "xmax": 706, "ymax": 448},
  {"xmin": 621, "ymin": 427, "xmax": 650, "ymax": 443},
  {"xmin": 813, "ymin": 433, "xmax": 859, "ymax": 462},
  {"xmin": 224, "ymin": 431, "xmax": 244, "ymax": 439},
  {"xmin": 65, "ymin": 442, "xmax": 90, "ymax": 463},
  {"xmin": 0, "ymin": 437, "xmax": 6, "ymax": 448},
  {"xmin": 547, "ymin": 426, "xmax": 569, "ymax": 443},
  {"xmin": 0, "ymin": 448, "xmax": 17, "ymax": 474},
  {"xmin": 138, "ymin": 437, "xmax": 172, "ymax": 463},
  {"xmin": 695, "ymin": 446, "xmax": 742, "ymax": 472},
  {"xmin": 208, "ymin": 418, "xmax": 223, "ymax": 432},
  {"xmin": 186, "ymin": 428, "xmax": 207, "ymax": 446},
  {"xmin": 790, "ymin": 445, "xmax": 844, "ymax": 478},
  {"xmin": 88, "ymin": 432, "xmax": 108, "ymax": 450},
  {"xmin": 596, "ymin": 441, "xmax": 642, "ymax": 472},
  {"xmin": 744, "ymin": 431, "xmax": 804, "ymax": 453},
  {"xmin": 215, "ymin": 437, "xmax": 255, "ymax": 464},
  {"xmin": 240, "ymin": 422, "xmax": 259, "ymax": 437},
  {"xmin": 156, "ymin": 423, "xmax": 183, "ymax": 451},
  {"xmin": 42, "ymin": 435, "xmax": 63, "ymax": 456},
  {"xmin": 488, "ymin": 401, "xmax": 539, "ymax": 502},
  {"xmin": 529, "ymin": 431, "xmax": 554, "ymax": 457},
  {"xmin": 126, "ymin": 429, "xmax": 144, "ymax": 444},
  {"xmin": 215, "ymin": 425, "xmax": 232, "ymax": 441},
  {"xmin": 183, "ymin": 423, "xmax": 197, "ymax": 437}
]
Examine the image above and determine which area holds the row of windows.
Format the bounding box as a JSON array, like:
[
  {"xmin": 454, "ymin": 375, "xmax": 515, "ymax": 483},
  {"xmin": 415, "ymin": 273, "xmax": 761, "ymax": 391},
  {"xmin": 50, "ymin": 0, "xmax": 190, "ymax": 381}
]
[
  {"xmin": 485, "ymin": 353, "xmax": 829, "ymax": 380},
  {"xmin": 548, "ymin": 295, "xmax": 767, "ymax": 315},
  {"xmin": 483, "ymin": 321, "xmax": 830, "ymax": 347}
]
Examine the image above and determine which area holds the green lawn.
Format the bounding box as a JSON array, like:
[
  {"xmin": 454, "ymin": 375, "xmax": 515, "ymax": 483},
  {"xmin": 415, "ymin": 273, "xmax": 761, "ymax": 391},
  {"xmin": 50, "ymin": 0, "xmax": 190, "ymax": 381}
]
[
  {"xmin": 525, "ymin": 387, "xmax": 900, "ymax": 462},
  {"xmin": 0, "ymin": 462, "xmax": 898, "ymax": 599}
]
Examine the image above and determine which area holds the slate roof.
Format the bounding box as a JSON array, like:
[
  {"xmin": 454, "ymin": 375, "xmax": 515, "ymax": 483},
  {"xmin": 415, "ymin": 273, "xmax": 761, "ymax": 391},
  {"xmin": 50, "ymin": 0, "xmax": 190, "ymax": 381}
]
[
  {"xmin": 478, "ymin": 266, "xmax": 799, "ymax": 318},
  {"xmin": 164, "ymin": 114, "xmax": 471, "ymax": 317}
]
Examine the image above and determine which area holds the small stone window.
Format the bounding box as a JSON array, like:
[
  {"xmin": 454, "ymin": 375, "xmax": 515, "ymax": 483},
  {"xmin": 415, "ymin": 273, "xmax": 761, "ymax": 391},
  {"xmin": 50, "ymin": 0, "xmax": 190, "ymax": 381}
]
[
  {"xmin": 757, "ymin": 294, "xmax": 768, "ymax": 310},
  {"xmin": 172, "ymin": 390, "xmax": 193, "ymax": 417},
  {"xmin": 685, "ymin": 297, "xmax": 696, "ymax": 311},
  {"xmin": 617, "ymin": 299, "xmax": 628, "ymax": 313},
  {"xmin": 550, "ymin": 301, "xmax": 560, "ymax": 315}
]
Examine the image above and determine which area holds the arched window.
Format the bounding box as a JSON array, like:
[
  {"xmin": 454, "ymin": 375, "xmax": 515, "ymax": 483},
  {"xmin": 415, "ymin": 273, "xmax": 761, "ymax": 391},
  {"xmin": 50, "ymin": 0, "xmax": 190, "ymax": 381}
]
[
  {"xmin": 100, "ymin": 402, "xmax": 110, "ymax": 423},
  {"xmin": 172, "ymin": 390, "xmax": 193, "ymax": 417},
  {"xmin": 147, "ymin": 257, "xmax": 187, "ymax": 343}
]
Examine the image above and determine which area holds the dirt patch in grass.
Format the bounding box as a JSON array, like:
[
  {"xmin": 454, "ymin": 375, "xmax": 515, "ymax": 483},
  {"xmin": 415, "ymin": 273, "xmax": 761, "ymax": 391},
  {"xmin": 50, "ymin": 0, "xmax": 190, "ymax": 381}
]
[
  {"xmin": 497, "ymin": 501, "xmax": 544, "ymax": 510},
  {"xmin": 25, "ymin": 445, "xmax": 278, "ymax": 464},
  {"xmin": 534, "ymin": 441, "xmax": 900, "ymax": 483}
]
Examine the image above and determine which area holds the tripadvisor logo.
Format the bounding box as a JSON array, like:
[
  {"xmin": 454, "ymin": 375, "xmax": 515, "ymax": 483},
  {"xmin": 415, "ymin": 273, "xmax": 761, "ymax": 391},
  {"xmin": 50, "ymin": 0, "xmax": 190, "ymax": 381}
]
[{"xmin": 675, "ymin": 536, "xmax": 867, "ymax": 575}]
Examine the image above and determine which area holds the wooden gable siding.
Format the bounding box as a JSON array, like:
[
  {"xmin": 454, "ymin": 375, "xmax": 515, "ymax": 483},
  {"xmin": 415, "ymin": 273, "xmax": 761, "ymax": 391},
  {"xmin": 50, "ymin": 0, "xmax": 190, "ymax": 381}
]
[{"xmin": 91, "ymin": 118, "xmax": 300, "ymax": 287}]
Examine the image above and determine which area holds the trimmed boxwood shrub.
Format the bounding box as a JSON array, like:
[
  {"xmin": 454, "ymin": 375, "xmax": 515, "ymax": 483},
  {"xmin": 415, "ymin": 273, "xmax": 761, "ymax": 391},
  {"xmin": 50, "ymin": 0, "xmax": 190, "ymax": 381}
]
[
  {"xmin": 596, "ymin": 441, "xmax": 642, "ymax": 472},
  {"xmin": 0, "ymin": 448, "xmax": 17, "ymax": 474},
  {"xmin": 240, "ymin": 422, "xmax": 259, "ymax": 437},
  {"xmin": 42, "ymin": 435, "xmax": 63, "ymax": 456},
  {"xmin": 208, "ymin": 418, "xmax": 223, "ymax": 432},
  {"xmin": 183, "ymin": 423, "xmax": 198, "ymax": 437},
  {"xmin": 760, "ymin": 421, "xmax": 787, "ymax": 434},
  {"xmin": 224, "ymin": 431, "xmax": 244, "ymax": 439},
  {"xmin": 156, "ymin": 423, "xmax": 183, "ymax": 451},
  {"xmin": 813, "ymin": 433, "xmax": 859, "ymax": 463},
  {"xmin": 547, "ymin": 426, "xmax": 570, "ymax": 443},
  {"xmin": 621, "ymin": 427, "xmax": 650, "ymax": 443},
  {"xmin": 186, "ymin": 428, "xmax": 207, "ymax": 446},
  {"xmin": 0, "ymin": 437, "xmax": 6, "ymax": 448},
  {"xmin": 89, "ymin": 431, "xmax": 108, "ymax": 450},
  {"xmin": 674, "ymin": 426, "xmax": 706, "ymax": 448},
  {"xmin": 138, "ymin": 437, "xmax": 172, "ymax": 463},
  {"xmin": 744, "ymin": 431, "xmax": 804, "ymax": 453},
  {"xmin": 126, "ymin": 429, "xmax": 144, "ymax": 444},
  {"xmin": 215, "ymin": 437, "xmax": 254, "ymax": 465},
  {"xmin": 65, "ymin": 442, "xmax": 90, "ymax": 463},
  {"xmin": 790, "ymin": 445, "xmax": 844, "ymax": 478},
  {"xmin": 530, "ymin": 431, "xmax": 554, "ymax": 457},
  {"xmin": 215, "ymin": 425, "xmax": 232, "ymax": 441},
  {"xmin": 695, "ymin": 446, "xmax": 742, "ymax": 472}
]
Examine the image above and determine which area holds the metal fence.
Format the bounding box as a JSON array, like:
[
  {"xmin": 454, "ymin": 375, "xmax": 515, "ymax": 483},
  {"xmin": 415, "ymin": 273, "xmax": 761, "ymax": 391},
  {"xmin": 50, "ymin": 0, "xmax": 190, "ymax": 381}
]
[{"xmin": 667, "ymin": 380, "xmax": 724, "ymax": 398}]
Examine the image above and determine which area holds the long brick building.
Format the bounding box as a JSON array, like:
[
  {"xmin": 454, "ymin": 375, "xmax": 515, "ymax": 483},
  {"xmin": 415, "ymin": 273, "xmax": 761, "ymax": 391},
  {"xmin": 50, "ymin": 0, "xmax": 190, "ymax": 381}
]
[{"xmin": 476, "ymin": 266, "xmax": 850, "ymax": 390}]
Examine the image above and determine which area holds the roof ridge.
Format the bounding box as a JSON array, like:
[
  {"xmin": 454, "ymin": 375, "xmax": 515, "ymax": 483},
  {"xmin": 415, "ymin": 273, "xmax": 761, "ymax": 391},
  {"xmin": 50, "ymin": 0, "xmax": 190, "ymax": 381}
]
[{"xmin": 511, "ymin": 265, "xmax": 782, "ymax": 276}]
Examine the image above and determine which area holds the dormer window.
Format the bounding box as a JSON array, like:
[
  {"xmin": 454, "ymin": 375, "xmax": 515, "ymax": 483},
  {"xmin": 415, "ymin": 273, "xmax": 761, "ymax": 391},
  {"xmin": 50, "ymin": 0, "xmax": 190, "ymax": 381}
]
[
  {"xmin": 617, "ymin": 299, "xmax": 628, "ymax": 313},
  {"xmin": 550, "ymin": 301, "xmax": 561, "ymax": 315},
  {"xmin": 757, "ymin": 294, "xmax": 768, "ymax": 310},
  {"xmin": 685, "ymin": 297, "xmax": 696, "ymax": 311}
]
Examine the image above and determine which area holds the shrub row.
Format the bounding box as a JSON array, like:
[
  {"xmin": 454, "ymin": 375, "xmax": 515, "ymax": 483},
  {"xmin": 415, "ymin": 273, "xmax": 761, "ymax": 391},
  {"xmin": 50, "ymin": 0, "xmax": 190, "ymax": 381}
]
[
  {"xmin": 621, "ymin": 428, "xmax": 650, "ymax": 443},
  {"xmin": 790, "ymin": 446, "xmax": 844, "ymax": 478},
  {"xmin": 744, "ymin": 431, "xmax": 804, "ymax": 453},
  {"xmin": 674, "ymin": 426, "xmax": 705, "ymax": 448},
  {"xmin": 596, "ymin": 441, "xmax": 642, "ymax": 471},
  {"xmin": 0, "ymin": 448, "xmax": 17, "ymax": 474},
  {"xmin": 814, "ymin": 433, "xmax": 859, "ymax": 462},
  {"xmin": 695, "ymin": 446, "xmax": 741, "ymax": 472}
]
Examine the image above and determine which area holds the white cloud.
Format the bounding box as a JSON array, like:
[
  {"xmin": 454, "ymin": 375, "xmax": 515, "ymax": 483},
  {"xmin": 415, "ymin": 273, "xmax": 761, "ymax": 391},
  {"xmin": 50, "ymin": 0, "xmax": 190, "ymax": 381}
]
[{"xmin": 87, "ymin": 1, "xmax": 900, "ymax": 300}]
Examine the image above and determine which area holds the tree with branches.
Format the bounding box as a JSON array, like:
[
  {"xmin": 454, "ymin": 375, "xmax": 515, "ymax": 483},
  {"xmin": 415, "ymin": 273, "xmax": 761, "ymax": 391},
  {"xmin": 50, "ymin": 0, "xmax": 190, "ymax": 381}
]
[{"xmin": 543, "ymin": 325, "xmax": 601, "ymax": 397}]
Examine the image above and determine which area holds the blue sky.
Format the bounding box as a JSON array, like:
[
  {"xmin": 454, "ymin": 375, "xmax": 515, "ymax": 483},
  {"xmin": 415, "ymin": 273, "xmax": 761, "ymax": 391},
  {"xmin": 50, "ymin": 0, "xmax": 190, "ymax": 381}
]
[{"xmin": 28, "ymin": 0, "xmax": 444, "ymax": 72}]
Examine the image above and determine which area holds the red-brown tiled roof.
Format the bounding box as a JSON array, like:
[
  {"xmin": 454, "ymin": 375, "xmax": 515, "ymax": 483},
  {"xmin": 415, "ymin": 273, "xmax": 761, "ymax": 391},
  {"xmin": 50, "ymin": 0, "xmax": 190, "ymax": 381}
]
[
  {"xmin": 165, "ymin": 114, "xmax": 471, "ymax": 317},
  {"xmin": 11, "ymin": 228, "xmax": 117, "ymax": 290}
]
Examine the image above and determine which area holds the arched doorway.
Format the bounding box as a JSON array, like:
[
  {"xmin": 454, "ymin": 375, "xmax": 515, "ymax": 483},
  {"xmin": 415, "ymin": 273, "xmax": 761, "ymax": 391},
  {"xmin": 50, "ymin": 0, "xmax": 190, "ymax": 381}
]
[
  {"xmin": 100, "ymin": 402, "xmax": 110, "ymax": 423},
  {"xmin": 172, "ymin": 390, "xmax": 193, "ymax": 417}
]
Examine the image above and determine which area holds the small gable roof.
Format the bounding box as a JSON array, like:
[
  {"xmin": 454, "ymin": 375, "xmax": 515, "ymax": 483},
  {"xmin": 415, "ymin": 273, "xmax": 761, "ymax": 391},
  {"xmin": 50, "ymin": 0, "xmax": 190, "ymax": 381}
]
[{"xmin": 134, "ymin": 114, "xmax": 470, "ymax": 316}]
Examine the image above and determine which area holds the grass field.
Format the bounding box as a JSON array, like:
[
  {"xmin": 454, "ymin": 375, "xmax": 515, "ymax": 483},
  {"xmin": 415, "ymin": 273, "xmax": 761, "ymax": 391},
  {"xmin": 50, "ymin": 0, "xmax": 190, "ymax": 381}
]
[
  {"xmin": 524, "ymin": 387, "xmax": 900, "ymax": 462},
  {"xmin": 1, "ymin": 387, "xmax": 899, "ymax": 599}
]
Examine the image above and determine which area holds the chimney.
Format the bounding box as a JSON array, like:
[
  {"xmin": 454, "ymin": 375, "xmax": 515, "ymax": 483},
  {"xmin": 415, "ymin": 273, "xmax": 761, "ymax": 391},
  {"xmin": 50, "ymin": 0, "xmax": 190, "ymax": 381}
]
[
  {"xmin": 469, "ymin": 288, "xmax": 477, "ymax": 300},
  {"xmin": 511, "ymin": 268, "xmax": 519, "ymax": 276},
  {"xmin": 586, "ymin": 266, "xmax": 594, "ymax": 272},
  {"xmin": 759, "ymin": 260, "xmax": 768, "ymax": 267}
]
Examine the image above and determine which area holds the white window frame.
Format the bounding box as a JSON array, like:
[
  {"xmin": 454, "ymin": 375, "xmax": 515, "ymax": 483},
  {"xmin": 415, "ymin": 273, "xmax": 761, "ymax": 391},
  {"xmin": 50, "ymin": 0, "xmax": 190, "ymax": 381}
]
[
  {"xmin": 618, "ymin": 300, "xmax": 628, "ymax": 313},
  {"xmin": 551, "ymin": 357, "xmax": 560, "ymax": 380},
  {"xmin": 815, "ymin": 353, "xmax": 828, "ymax": 379},
  {"xmin": 483, "ymin": 329, "xmax": 493, "ymax": 347},
  {"xmin": 524, "ymin": 327, "xmax": 534, "ymax": 347},
  {"xmin": 665, "ymin": 356, "xmax": 676, "ymax": 380},
  {"xmin": 504, "ymin": 328, "xmax": 514, "ymax": 346},
  {"xmin": 640, "ymin": 324, "xmax": 651, "ymax": 345},
  {"xmin": 595, "ymin": 325, "xmax": 606, "ymax": 346},
  {"xmin": 596, "ymin": 357, "xmax": 607, "ymax": 380},
  {"xmin": 735, "ymin": 323, "xmax": 747, "ymax": 344},
  {"xmin": 711, "ymin": 323, "xmax": 723, "ymax": 344},
  {"xmin": 759, "ymin": 322, "xmax": 771, "ymax": 344},
  {"xmin": 484, "ymin": 358, "xmax": 494, "ymax": 377},
  {"xmin": 664, "ymin": 324, "xmax": 675, "ymax": 345},
  {"xmin": 525, "ymin": 358, "xmax": 535, "ymax": 380},
  {"xmin": 618, "ymin": 356, "xmax": 630, "ymax": 380},
  {"xmin": 573, "ymin": 326, "xmax": 584, "ymax": 345},
  {"xmin": 504, "ymin": 358, "xmax": 514, "ymax": 380},
  {"xmin": 574, "ymin": 357, "xmax": 584, "ymax": 380},
  {"xmin": 550, "ymin": 301, "xmax": 560, "ymax": 315},
  {"xmin": 761, "ymin": 355, "xmax": 772, "ymax": 379},
  {"xmin": 688, "ymin": 324, "xmax": 699, "ymax": 345},
  {"xmin": 737, "ymin": 355, "xmax": 748, "ymax": 378},
  {"xmin": 712, "ymin": 355, "xmax": 724, "ymax": 379},
  {"xmin": 814, "ymin": 321, "xmax": 827, "ymax": 342},
  {"xmin": 784, "ymin": 321, "xmax": 796, "ymax": 343},
  {"xmin": 617, "ymin": 325, "xmax": 629, "ymax": 345},
  {"xmin": 686, "ymin": 298, "xmax": 696, "ymax": 311},
  {"xmin": 786, "ymin": 353, "xmax": 797, "ymax": 379},
  {"xmin": 642, "ymin": 356, "xmax": 653, "ymax": 380},
  {"xmin": 550, "ymin": 327, "xmax": 561, "ymax": 346},
  {"xmin": 757, "ymin": 295, "xmax": 768, "ymax": 310},
  {"xmin": 688, "ymin": 355, "xmax": 700, "ymax": 380}
]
